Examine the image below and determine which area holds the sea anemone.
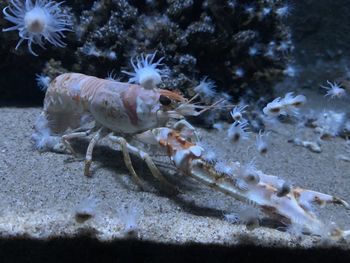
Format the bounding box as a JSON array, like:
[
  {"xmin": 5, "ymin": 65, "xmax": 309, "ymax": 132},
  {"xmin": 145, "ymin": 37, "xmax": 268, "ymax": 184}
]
[
  {"xmin": 35, "ymin": 73, "xmax": 50, "ymax": 91},
  {"xmin": 74, "ymin": 196, "xmax": 98, "ymax": 223},
  {"xmin": 230, "ymin": 104, "xmax": 248, "ymax": 122},
  {"xmin": 227, "ymin": 120, "xmax": 250, "ymax": 142},
  {"xmin": 314, "ymin": 110, "xmax": 346, "ymax": 138},
  {"xmin": 122, "ymin": 52, "xmax": 168, "ymax": 89},
  {"xmin": 194, "ymin": 76, "xmax": 217, "ymax": 101},
  {"xmin": 224, "ymin": 206, "xmax": 260, "ymax": 230},
  {"xmin": 255, "ymin": 130, "xmax": 270, "ymax": 155},
  {"xmin": 118, "ymin": 205, "xmax": 140, "ymax": 237},
  {"xmin": 263, "ymin": 97, "xmax": 284, "ymax": 116},
  {"xmin": 321, "ymin": 80, "xmax": 347, "ymax": 99},
  {"xmin": 235, "ymin": 160, "xmax": 260, "ymax": 185},
  {"xmin": 2, "ymin": 0, "xmax": 73, "ymax": 56}
]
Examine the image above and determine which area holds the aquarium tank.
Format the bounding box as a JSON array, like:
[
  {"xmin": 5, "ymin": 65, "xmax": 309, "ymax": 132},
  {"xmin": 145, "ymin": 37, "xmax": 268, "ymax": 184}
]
[{"xmin": 0, "ymin": 0, "xmax": 349, "ymax": 262}]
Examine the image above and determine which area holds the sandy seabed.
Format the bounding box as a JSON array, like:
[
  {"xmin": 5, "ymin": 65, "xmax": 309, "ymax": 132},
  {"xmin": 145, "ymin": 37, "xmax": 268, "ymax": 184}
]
[{"xmin": 0, "ymin": 102, "xmax": 349, "ymax": 249}]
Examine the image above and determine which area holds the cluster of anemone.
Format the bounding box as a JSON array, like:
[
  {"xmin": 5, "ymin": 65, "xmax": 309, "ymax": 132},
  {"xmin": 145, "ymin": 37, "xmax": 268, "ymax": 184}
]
[
  {"xmin": 2, "ymin": 0, "xmax": 72, "ymax": 56},
  {"xmin": 223, "ymin": 92, "xmax": 306, "ymax": 152},
  {"xmin": 263, "ymin": 92, "xmax": 307, "ymax": 117},
  {"xmin": 311, "ymin": 81, "xmax": 348, "ymax": 140},
  {"xmin": 260, "ymin": 81, "xmax": 349, "ymax": 156}
]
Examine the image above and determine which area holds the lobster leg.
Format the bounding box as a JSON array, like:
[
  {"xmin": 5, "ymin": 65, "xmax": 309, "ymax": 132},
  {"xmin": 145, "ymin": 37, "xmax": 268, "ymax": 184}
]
[
  {"xmin": 84, "ymin": 128, "xmax": 107, "ymax": 177},
  {"xmin": 109, "ymin": 135, "xmax": 145, "ymax": 190},
  {"xmin": 62, "ymin": 130, "xmax": 92, "ymax": 156},
  {"xmin": 108, "ymin": 134, "xmax": 178, "ymax": 194},
  {"xmin": 123, "ymin": 141, "xmax": 179, "ymax": 194}
]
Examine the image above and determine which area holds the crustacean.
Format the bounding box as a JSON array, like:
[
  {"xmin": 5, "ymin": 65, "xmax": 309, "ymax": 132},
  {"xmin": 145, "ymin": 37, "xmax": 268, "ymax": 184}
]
[{"xmin": 32, "ymin": 72, "xmax": 350, "ymax": 239}]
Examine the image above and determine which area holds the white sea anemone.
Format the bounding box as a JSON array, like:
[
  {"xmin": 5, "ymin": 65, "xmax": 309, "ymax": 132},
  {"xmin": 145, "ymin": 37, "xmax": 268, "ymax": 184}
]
[
  {"xmin": 118, "ymin": 205, "xmax": 140, "ymax": 237},
  {"xmin": 235, "ymin": 160, "xmax": 260, "ymax": 185},
  {"xmin": 35, "ymin": 73, "xmax": 50, "ymax": 91},
  {"xmin": 31, "ymin": 113, "xmax": 63, "ymax": 152},
  {"xmin": 122, "ymin": 52, "xmax": 168, "ymax": 89},
  {"xmin": 315, "ymin": 110, "xmax": 346, "ymax": 138},
  {"xmin": 194, "ymin": 76, "xmax": 217, "ymax": 100},
  {"xmin": 255, "ymin": 130, "xmax": 270, "ymax": 155},
  {"xmin": 74, "ymin": 197, "xmax": 99, "ymax": 222},
  {"xmin": 224, "ymin": 206, "xmax": 260, "ymax": 230},
  {"xmin": 321, "ymin": 80, "xmax": 347, "ymax": 99},
  {"xmin": 2, "ymin": 0, "xmax": 73, "ymax": 56},
  {"xmin": 230, "ymin": 104, "xmax": 248, "ymax": 122},
  {"xmin": 263, "ymin": 97, "xmax": 284, "ymax": 116},
  {"xmin": 227, "ymin": 120, "xmax": 250, "ymax": 142}
]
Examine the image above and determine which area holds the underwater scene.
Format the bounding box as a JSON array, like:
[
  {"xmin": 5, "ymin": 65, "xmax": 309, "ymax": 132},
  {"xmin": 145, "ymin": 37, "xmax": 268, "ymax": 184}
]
[{"xmin": 1, "ymin": 0, "xmax": 350, "ymax": 253}]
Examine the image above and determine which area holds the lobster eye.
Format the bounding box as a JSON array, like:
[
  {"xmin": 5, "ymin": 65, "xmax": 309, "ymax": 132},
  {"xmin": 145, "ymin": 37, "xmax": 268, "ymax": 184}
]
[{"xmin": 159, "ymin": 95, "xmax": 171, "ymax": 106}]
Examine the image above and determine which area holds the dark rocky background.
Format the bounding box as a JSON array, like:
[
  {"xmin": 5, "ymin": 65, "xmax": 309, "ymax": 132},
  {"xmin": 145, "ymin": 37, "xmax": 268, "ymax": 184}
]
[
  {"xmin": 2, "ymin": 0, "xmax": 349, "ymax": 106},
  {"xmin": 0, "ymin": 0, "xmax": 294, "ymax": 106}
]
